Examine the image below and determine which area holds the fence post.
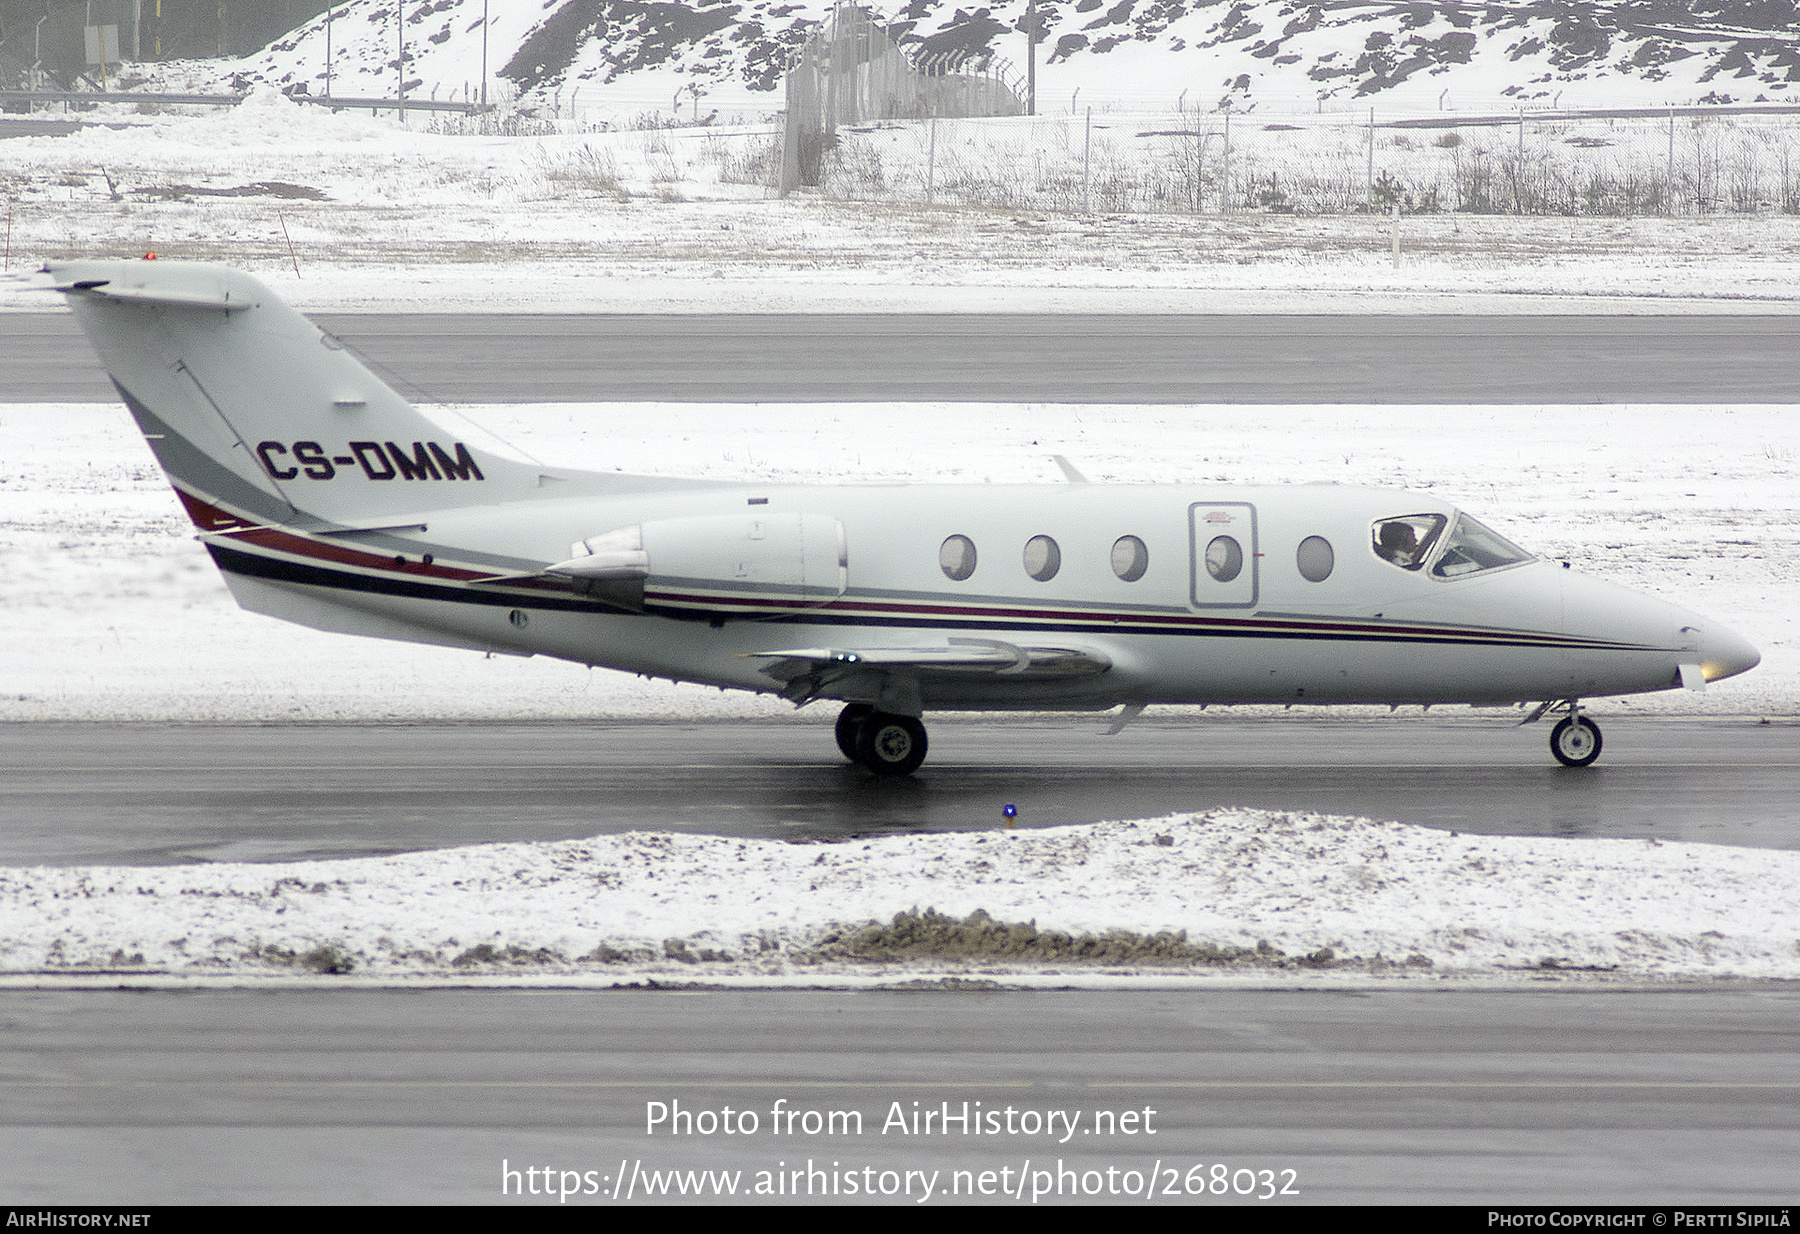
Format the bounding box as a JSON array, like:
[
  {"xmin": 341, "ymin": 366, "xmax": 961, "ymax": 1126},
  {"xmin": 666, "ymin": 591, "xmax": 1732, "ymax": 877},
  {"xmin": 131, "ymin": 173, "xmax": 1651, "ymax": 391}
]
[
  {"xmin": 1222, "ymin": 105, "xmax": 1231, "ymax": 213},
  {"xmin": 927, "ymin": 116, "xmax": 937, "ymax": 203},
  {"xmin": 1083, "ymin": 106, "xmax": 1091, "ymax": 214},
  {"xmin": 1694, "ymin": 115, "xmax": 1703, "ymax": 214},
  {"xmin": 1195, "ymin": 105, "xmax": 1203, "ymax": 212},
  {"xmin": 1516, "ymin": 110, "xmax": 1524, "ymax": 214},
  {"xmin": 1667, "ymin": 109, "xmax": 1676, "ymax": 216},
  {"xmin": 1366, "ymin": 106, "xmax": 1374, "ymax": 209}
]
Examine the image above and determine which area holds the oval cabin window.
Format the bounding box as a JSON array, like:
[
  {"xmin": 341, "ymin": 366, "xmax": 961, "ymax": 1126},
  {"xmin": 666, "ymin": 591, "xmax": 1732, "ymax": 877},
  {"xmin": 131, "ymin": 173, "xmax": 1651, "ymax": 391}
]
[
  {"xmin": 939, "ymin": 534, "xmax": 977, "ymax": 581},
  {"xmin": 1296, "ymin": 535, "xmax": 1335, "ymax": 582},
  {"xmin": 1204, "ymin": 535, "xmax": 1243, "ymax": 583},
  {"xmin": 1023, "ymin": 535, "xmax": 1062, "ymax": 582},
  {"xmin": 1111, "ymin": 535, "xmax": 1149, "ymax": 582}
]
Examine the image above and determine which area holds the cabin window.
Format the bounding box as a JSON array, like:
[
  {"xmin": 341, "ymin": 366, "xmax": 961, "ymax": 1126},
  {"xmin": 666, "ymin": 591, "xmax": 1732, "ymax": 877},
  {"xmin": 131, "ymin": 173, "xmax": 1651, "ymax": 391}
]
[
  {"xmin": 1372, "ymin": 514, "xmax": 1447, "ymax": 571},
  {"xmin": 940, "ymin": 534, "xmax": 977, "ymax": 581},
  {"xmin": 1297, "ymin": 535, "xmax": 1335, "ymax": 582},
  {"xmin": 1204, "ymin": 535, "xmax": 1243, "ymax": 583},
  {"xmin": 1431, "ymin": 513, "xmax": 1534, "ymax": 579},
  {"xmin": 1023, "ymin": 535, "xmax": 1062, "ymax": 582},
  {"xmin": 1111, "ymin": 535, "xmax": 1149, "ymax": 582}
]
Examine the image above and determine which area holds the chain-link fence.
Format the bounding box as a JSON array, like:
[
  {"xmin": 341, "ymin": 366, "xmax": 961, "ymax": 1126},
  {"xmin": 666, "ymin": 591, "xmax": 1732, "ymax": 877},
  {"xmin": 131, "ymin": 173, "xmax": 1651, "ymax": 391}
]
[{"xmin": 806, "ymin": 107, "xmax": 1800, "ymax": 217}]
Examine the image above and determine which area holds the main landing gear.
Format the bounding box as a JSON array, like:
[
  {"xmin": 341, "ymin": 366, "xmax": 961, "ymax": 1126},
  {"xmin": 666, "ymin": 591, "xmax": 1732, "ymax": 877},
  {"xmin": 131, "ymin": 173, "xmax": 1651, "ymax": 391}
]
[{"xmin": 835, "ymin": 703, "xmax": 929, "ymax": 776}]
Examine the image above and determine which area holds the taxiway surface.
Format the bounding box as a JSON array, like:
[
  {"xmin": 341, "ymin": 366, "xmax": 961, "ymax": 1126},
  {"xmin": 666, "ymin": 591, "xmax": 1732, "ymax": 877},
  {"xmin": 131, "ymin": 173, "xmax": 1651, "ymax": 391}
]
[
  {"xmin": 8, "ymin": 312, "xmax": 1800, "ymax": 402},
  {"xmin": 2, "ymin": 718, "xmax": 1792, "ymax": 867},
  {"xmin": 2, "ymin": 986, "xmax": 1795, "ymax": 1204}
]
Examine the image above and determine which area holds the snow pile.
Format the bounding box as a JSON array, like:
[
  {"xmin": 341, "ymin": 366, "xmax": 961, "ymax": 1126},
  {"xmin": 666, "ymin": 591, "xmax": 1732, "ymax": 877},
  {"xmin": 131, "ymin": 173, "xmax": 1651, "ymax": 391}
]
[{"xmin": 4, "ymin": 810, "xmax": 1797, "ymax": 983}]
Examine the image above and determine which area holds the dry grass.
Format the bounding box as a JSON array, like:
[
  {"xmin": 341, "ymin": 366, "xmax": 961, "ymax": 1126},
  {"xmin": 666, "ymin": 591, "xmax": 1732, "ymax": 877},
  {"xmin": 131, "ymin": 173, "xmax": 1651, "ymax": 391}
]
[{"xmin": 803, "ymin": 907, "xmax": 1345, "ymax": 968}]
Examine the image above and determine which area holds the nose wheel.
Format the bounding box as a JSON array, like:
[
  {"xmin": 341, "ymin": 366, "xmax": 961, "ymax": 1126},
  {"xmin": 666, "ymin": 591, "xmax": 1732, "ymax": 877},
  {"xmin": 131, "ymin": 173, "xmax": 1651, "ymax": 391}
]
[
  {"xmin": 835, "ymin": 704, "xmax": 929, "ymax": 776},
  {"xmin": 1550, "ymin": 713, "xmax": 1603, "ymax": 767}
]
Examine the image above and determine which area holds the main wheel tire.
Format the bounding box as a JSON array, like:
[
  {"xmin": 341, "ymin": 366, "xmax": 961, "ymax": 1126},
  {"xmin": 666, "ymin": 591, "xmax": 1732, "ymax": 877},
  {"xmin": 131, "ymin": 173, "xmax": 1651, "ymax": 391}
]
[
  {"xmin": 854, "ymin": 712, "xmax": 929, "ymax": 776},
  {"xmin": 834, "ymin": 703, "xmax": 874, "ymax": 761},
  {"xmin": 1550, "ymin": 716, "xmax": 1603, "ymax": 767}
]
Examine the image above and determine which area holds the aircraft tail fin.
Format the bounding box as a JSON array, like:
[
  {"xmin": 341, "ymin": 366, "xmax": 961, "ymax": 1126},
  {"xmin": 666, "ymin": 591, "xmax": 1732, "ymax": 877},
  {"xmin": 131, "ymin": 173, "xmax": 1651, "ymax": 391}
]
[{"xmin": 50, "ymin": 258, "xmax": 547, "ymax": 532}]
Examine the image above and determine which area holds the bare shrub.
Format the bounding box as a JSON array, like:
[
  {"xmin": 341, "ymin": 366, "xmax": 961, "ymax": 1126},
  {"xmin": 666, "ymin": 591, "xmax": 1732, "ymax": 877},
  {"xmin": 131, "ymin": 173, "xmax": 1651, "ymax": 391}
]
[
  {"xmin": 538, "ymin": 144, "xmax": 628, "ymax": 200},
  {"xmin": 719, "ymin": 136, "xmax": 782, "ymax": 187}
]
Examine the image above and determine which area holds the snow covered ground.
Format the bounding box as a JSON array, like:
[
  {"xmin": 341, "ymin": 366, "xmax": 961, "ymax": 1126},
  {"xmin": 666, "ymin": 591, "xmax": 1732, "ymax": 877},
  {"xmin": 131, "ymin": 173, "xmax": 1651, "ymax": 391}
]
[
  {"xmin": 10, "ymin": 93, "xmax": 1800, "ymax": 313},
  {"xmin": 2, "ymin": 399, "xmax": 1791, "ymax": 723},
  {"xmin": 6, "ymin": 809, "xmax": 1798, "ymax": 985}
]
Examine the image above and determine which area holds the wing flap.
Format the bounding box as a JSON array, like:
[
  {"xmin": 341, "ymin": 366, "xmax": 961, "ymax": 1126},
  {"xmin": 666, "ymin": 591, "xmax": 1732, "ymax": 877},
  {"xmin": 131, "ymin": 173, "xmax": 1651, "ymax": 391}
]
[
  {"xmin": 752, "ymin": 646, "xmax": 1017, "ymax": 668},
  {"xmin": 747, "ymin": 638, "xmax": 1110, "ymax": 676}
]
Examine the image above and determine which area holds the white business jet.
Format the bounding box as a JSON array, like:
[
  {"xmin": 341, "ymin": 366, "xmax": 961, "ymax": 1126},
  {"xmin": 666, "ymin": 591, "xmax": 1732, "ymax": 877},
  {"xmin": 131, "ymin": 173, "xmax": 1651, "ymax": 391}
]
[{"xmin": 48, "ymin": 259, "xmax": 1760, "ymax": 774}]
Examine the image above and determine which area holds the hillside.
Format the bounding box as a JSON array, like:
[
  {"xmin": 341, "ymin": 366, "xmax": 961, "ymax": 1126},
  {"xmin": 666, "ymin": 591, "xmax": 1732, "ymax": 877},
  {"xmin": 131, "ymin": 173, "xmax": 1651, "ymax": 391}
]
[{"xmin": 162, "ymin": 0, "xmax": 1800, "ymax": 118}]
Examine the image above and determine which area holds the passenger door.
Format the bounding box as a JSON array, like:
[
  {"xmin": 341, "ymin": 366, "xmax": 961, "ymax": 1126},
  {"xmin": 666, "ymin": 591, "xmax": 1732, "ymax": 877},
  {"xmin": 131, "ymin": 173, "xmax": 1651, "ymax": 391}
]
[{"xmin": 1189, "ymin": 503, "xmax": 1258, "ymax": 608}]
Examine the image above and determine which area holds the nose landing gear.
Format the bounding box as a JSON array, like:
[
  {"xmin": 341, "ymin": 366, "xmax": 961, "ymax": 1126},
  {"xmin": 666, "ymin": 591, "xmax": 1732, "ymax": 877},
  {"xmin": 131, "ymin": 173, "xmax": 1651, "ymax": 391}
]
[
  {"xmin": 1549, "ymin": 708, "xmax": 1603, "ymax": 768},
  {"xmin": 835, "ymin": 703, "xmax": 929, "ymax": 776},
  {"xmin": 1522, "ymin": 698, "xmax": 1605, "ymax": 767}
]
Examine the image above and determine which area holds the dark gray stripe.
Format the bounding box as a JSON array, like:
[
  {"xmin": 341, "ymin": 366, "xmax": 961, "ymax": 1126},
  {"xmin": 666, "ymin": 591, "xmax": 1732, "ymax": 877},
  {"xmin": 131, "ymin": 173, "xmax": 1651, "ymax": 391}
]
[
  {"xmin": 208, "ymin": 544, "xmax": 605, "ymax": 614},
  {"xmin": 112, "ymin": 379, "xmax": 297, "ymax": 527}
]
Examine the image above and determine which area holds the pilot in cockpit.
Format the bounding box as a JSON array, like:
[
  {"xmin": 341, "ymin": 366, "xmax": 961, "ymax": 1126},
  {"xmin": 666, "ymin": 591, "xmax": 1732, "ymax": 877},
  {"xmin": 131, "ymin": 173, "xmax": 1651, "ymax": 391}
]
[{"xmin": 1375, "ymin": 520, "xmax": 1424, "ymax": 570}]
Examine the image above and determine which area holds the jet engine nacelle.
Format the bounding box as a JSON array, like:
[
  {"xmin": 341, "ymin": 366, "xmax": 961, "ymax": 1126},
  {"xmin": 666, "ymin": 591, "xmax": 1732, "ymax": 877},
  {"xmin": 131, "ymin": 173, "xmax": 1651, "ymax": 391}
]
[{"xmin": 547, "ymin": 512, "xmax": 847, "ymax": 618}]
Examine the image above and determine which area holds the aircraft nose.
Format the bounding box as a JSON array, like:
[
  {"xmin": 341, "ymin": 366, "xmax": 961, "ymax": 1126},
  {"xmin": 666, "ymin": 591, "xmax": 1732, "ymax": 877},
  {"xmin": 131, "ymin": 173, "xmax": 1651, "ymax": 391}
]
[{"xmin": 1695, "ymin": 622, "xmax": 1761, "ymax": 683}]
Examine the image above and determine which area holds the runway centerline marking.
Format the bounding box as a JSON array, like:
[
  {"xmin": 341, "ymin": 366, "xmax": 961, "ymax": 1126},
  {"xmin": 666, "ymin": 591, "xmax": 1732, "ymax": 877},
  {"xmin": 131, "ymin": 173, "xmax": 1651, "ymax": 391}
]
[
  {"xmin": 0, "ymin": 1079, "xmax": 1039, "ymax": 1089},
  {"xmin": 1088, "ymin": 1080, "xmax": 1800, "ymax": 1089}
]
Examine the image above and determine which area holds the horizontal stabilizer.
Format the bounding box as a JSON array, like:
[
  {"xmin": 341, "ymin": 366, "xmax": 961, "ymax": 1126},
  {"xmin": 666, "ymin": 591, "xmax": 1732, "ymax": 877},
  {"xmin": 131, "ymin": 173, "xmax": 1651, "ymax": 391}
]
[{"xmin": 54, "ymin": 278, "xmax": 252, "ymax": 312}]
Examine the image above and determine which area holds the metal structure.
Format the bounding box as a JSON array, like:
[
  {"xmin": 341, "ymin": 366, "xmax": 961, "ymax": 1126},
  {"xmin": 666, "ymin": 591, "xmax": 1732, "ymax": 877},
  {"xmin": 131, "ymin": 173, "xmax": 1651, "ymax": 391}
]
[
  {"xmin": 0, "ymin": 88, "xmax": 483, "ymax": 112},
  {"xmin": 780, "ymin": 2, "xmax": 1024, "ymax": 194}
]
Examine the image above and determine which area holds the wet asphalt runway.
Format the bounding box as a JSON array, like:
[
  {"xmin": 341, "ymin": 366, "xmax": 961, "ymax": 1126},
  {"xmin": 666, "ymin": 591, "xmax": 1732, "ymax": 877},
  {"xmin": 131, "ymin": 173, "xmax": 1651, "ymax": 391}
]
[
  {"xmin": 1, "ymin": 717, "xmax": 1793, "ymax": 867},
  {"xmin": 2, "ymin": 986, "xmax": 1796, "ymax": 1205},
  {"xmin": 8, "ymin": 311, "xmax": 1800, "ymax": 403}
]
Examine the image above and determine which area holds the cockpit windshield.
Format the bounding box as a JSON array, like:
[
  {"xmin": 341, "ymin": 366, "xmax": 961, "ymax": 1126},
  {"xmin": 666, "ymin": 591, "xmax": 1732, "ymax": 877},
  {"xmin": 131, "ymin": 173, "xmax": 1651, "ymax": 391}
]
[
  {"xmin": 1371, "ymin": 514, "xmax": 1446, "ymax": 571},
  {"xmin": 1429, "ymin": 513, "xmax": 1535, "ymax": 579}
]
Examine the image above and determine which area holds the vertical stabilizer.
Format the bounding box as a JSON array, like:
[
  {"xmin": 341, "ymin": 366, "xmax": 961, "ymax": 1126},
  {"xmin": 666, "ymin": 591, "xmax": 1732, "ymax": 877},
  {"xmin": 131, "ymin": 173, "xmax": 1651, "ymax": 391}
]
[{"xmin": 51, "ymin": 259, "xmax": 545, "ymax": 531}]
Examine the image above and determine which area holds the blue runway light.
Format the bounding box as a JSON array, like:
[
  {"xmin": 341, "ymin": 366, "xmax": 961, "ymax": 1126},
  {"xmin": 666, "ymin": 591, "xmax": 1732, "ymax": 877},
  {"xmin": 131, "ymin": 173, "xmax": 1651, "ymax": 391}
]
[{"xmin": 1003, "ymin": 803, "xmax": 1017, "ymax": 820}]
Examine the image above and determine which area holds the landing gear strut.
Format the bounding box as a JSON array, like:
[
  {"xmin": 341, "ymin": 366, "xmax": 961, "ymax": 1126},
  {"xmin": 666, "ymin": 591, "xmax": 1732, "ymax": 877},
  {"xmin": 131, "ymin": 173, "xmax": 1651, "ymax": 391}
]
[
  {"xmin": 835, "ymin": 703, "xmax": 929, "ymax": 776},
  {"xmin": 1549, "ymin": 709, "xmax": 1603, "ymax": 767}
]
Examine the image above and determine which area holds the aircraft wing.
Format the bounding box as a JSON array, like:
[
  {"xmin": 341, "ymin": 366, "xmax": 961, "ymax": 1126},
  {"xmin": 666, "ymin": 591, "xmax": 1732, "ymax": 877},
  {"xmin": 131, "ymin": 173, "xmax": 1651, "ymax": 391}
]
[{"xmin": 747, "ymin": 638, "xmax": 1111, "ymax": 678}]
